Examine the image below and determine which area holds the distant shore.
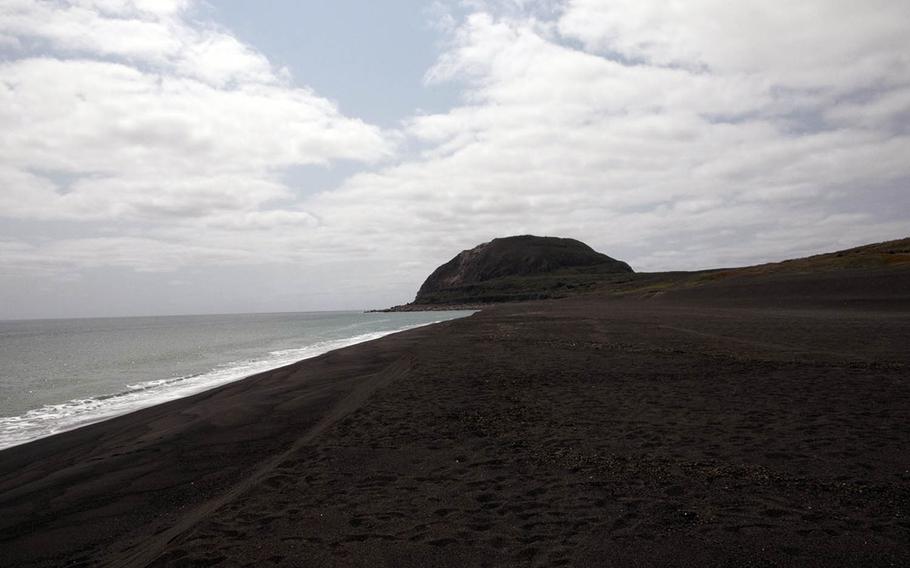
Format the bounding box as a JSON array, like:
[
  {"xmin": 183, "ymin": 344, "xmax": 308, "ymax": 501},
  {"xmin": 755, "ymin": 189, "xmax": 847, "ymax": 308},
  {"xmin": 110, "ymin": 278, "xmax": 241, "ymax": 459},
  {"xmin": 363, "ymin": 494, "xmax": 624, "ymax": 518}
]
[
  {"xmin": 368, "ymin": 303, "xmax": 489, "ymax": 313},
  {"xmin": 2, "ymin": 267, "xmax": 909, "ymax": 566}
]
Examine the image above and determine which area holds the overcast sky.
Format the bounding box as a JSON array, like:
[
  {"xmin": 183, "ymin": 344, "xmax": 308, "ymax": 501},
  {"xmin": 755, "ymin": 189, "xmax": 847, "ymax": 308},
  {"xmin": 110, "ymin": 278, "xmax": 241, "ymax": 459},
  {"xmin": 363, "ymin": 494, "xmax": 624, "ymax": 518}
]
[{"xmin": 1, "ymin": 0, "xmax": 908, "ymax": 319}]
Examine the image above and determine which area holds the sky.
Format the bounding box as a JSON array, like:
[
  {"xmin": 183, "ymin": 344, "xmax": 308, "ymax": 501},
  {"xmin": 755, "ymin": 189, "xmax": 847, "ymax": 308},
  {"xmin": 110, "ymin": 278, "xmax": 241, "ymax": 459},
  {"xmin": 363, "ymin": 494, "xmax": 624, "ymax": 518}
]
[{"xmin": 1, "ymin": 0, "xmax": 908, "ymax": 319}]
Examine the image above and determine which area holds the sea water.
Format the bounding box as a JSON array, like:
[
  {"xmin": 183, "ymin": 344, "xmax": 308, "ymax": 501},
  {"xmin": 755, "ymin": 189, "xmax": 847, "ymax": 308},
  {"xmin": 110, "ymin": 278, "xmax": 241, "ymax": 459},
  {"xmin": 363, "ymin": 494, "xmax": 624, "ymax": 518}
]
[{"xmin": 0, "ymin": 310, "xmax": 472, "ymax": 450}]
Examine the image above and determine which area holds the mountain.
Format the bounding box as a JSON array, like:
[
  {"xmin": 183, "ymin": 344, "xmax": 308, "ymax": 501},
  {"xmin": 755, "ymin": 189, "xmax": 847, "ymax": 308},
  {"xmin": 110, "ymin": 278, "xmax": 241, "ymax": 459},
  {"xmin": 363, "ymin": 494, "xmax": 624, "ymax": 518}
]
[
  {"xmin": 394, "ymin": 235, "xmax": 910, "ymax": 309},
  {"xmin": 413, "ymin": 235, "xmax": 633, "ymax": 305}
]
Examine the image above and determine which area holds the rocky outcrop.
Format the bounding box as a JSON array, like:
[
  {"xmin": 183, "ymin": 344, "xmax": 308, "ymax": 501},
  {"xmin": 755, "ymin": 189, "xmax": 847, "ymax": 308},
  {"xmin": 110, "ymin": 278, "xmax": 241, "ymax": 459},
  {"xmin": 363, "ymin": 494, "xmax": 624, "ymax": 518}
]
[{"xmin": 414, "ymin": 235, "xmax": 633, "ymax": 304}]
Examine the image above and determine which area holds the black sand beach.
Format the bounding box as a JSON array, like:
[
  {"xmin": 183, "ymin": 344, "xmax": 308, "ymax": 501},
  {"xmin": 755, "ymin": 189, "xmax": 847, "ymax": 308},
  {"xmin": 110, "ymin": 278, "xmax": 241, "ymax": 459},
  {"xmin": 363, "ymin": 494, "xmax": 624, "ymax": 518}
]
[{"xmin": 1, "ymin": 267, "xmax": 909, "ymax": 567}]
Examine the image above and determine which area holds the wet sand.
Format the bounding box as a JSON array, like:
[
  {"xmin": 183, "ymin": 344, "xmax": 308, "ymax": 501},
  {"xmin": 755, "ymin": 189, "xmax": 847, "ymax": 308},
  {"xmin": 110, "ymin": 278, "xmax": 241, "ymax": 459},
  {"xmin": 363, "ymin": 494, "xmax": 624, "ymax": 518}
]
[{"xmin": 1, "ymin": 271, "xmax": 909, "ymax": 566}]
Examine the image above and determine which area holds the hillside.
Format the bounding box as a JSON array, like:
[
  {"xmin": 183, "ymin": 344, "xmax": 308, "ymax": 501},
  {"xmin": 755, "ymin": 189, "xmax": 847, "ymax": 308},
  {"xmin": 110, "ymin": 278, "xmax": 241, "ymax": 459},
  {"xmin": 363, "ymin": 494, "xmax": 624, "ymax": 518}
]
[
  {"xmin": 412, "ymin": 235, "xmax": 633, "ymax": 305},
  {"xmin": 394, "ymin": 236, "xmax": 910, "ymax": 309},
  {"xmin": 629, "ymin": 237, "xmax": 910, "ymax": 308}
]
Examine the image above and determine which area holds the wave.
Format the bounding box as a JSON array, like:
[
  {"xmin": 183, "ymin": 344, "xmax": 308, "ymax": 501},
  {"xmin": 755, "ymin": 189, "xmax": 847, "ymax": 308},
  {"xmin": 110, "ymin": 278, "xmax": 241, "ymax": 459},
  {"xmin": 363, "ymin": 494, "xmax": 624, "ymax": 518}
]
[{"xmin": 0, "ymin": 321, "xmax": 441, "ymax": 450}]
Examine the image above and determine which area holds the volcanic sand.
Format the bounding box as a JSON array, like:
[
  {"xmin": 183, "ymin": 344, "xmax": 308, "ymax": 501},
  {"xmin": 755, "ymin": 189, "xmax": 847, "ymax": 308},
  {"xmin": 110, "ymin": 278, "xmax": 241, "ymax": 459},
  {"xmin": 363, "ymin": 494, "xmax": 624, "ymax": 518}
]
[{"xmin": 1, "ymin": 284, "xmax": 909, "ymax": 566}]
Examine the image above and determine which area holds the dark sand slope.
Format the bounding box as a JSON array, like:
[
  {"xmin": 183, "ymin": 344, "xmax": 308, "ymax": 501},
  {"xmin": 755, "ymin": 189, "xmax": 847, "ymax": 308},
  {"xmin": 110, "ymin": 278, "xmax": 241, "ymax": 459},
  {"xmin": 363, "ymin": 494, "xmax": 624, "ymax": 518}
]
[{"xmin": 2, "ymin": 270, "xmax": 910, "ymax": 566}]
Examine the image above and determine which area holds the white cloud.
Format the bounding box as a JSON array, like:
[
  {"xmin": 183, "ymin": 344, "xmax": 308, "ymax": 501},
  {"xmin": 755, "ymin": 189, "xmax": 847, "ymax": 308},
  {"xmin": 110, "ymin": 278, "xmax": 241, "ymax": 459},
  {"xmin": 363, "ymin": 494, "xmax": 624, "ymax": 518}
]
[
  {"xmin": 3, "ymin": 0, "xmax": 185, "ymax": 65},
  {"xmin": 309, "ymin": 2, "xmax": 910, "ymax": 278},
  {"xmin": 0, "ymin": 0, "xmax": 275, "ymax": 86},
  {"xmin": 0, "ymin": 1, "xmax": 394, "ymax": 226},
  {"xmin": 2, "ymin": 1, "xmax": 909, "ymax": 315},
  {"xmin": 558, "ymin": 0, "xmax": 910, "ymax": 91},
  {"xmin": 1, "ymin": 235, "xmax": 259, "ymax": 274}
]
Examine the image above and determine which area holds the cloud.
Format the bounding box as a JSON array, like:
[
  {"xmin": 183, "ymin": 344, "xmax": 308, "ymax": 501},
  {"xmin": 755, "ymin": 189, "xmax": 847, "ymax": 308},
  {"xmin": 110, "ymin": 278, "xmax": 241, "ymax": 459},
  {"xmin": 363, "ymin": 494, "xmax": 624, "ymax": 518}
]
[
  {"xmin": 1, "ymin": 0, "xmax": 270, "ymax": 85},
  {"xmin": 0, "ymin": 0, "xmax": 394, "ymax": 226},
  {"xmin": 0, "ymin": 235, "xmax": 256, "ymax": 274},
  {"xmin": 2, "ymin": 0, "xmax": 909, "ymax": 314},
  {"xmin": 558, "ymin": 0, "xmax": 910, "ymax": 91},
  {"xmin": 309, "ymin": 2, "xmax": 910, "ymax": 279}
]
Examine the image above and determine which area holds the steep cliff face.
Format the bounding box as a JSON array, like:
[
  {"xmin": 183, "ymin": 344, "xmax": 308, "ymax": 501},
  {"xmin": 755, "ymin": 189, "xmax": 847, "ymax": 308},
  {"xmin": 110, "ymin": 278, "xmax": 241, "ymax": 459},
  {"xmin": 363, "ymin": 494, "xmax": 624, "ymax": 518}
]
[{"xmin": 415, "ymin": 235, "xmax": 633, "ymax": 304}]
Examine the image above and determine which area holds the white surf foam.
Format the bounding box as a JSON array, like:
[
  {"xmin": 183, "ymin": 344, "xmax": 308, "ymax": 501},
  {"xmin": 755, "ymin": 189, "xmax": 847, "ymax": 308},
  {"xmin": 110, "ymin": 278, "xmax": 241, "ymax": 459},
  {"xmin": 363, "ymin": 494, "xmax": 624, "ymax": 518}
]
[{"xmin": 0, "ymin": 321, "xmax": 441, "ymax": 450}]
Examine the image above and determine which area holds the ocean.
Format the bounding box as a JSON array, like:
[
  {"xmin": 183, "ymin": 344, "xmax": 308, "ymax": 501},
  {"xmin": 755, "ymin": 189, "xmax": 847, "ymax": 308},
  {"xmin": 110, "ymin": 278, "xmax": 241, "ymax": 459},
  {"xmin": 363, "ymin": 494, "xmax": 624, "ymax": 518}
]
[{"xmin": 0, "ymin": 310, "xmax": 472, "ymax": 450}]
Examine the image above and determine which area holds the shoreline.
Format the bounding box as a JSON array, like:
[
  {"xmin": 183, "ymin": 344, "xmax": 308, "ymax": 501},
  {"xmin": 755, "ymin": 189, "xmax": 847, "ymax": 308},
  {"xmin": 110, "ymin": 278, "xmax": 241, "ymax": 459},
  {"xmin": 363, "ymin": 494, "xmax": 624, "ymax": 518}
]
[
  {"xmin": 0, "ymin": 312, "xmax": 472, "ymax": 452},
  {"xmin": 368, "ymin": 303, "xmax": 489, "ymax": 313},
  {"xmin": 2, "ymin": 278, "xmax": 909, "ymax": 566},
  {"xmin": 0, "ymin": 314, "xmax": 475, "ymax": 565}
]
